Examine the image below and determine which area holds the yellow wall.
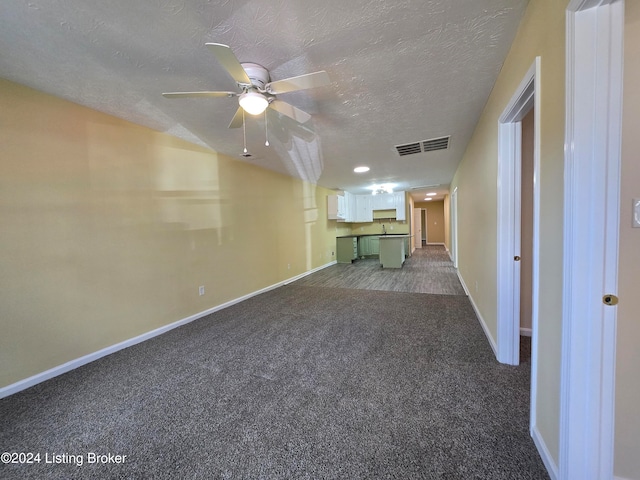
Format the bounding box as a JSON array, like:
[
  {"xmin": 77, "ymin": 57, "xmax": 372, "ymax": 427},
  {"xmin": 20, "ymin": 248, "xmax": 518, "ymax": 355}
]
[
  {"xmin": 414, "ymin": 201, "xmax": 445, "ymax": 244},
  {"xmin": 615, "ymin": 1, "xmax": 640, "ymax": 477},
  {"xmin": 450, "ymin": 0, "xmax": 566, "ymax": 465},
  {"xmin": 0, "ymin": 78, "xmax": 342, "ymax": 388}
]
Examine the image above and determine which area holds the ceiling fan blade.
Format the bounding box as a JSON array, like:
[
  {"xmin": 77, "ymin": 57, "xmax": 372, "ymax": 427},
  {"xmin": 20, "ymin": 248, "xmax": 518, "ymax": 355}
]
[
  {"xmin": 266, "ymin": 71, "xmax": 330, "ymax": 95},
  {"xmin": 205, "ymin": 43, "xmax": 251, "ymax": 85},
  {"xmin": 269, "ymin": 100, "xmax": 312, "ymax": 124},
  {"xmin": 162, "ymin": 91, "xmax": 236, "ymax": 98},
  {"xmin": 228, "ymin": 106, "xmax": 244, "ymax": 129}
]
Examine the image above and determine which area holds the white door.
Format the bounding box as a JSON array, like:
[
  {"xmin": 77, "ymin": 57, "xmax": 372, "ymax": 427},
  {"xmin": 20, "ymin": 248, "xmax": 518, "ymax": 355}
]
[
  {"xmin": 560, "ymin": 2, "xmax": 623, "ymax": 477},
  {"xmin": 413, "ymin": 208, "xmax": 422, "ymax": 249}
]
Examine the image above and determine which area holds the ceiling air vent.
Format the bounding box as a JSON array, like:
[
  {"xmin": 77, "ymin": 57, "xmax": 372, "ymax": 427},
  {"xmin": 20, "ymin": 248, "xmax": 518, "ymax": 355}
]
[
  {"xmin": 422, "ymin": 136, "xmax": 450, "ymax": 152},
  {"xmin": 395, "ymin": 142, "xmax": 422, "ymax": 156},
  {"xmin": 395, "ymin": 136, "xmax": 450, "ymax": 156}
]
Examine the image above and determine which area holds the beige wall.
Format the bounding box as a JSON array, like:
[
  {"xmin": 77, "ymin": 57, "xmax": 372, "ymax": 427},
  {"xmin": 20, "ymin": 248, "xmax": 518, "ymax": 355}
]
[
  {"xmin": 615, "ymin": 1, "xmax": 640, "ymax": 477},
  {"xmin": 0, "ymin": 78, "xmax": 343, "ymax": 388},
  {"xmin": 450, "ymin": 0, "xmax": 566, "ymax": 465},
  {"xmin": 414, "ymin": 201, "xmax": 445, "ymax": 244}
]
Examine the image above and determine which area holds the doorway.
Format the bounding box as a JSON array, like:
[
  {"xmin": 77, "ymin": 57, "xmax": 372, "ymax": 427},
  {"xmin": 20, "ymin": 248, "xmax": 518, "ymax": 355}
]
[{"xmin": 496, "ymin": 58, "xmax": 540, "ymax": 369}]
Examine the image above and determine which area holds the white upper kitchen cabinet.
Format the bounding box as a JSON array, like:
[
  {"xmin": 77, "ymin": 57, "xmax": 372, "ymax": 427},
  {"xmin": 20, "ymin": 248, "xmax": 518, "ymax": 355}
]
[
  {"xmin": 372, "ymin": 193, "xmax": 395, "ymax": 210},
  {"xmin": 394, "ymin": 192, "xmax": 406, "ymax": 221}
]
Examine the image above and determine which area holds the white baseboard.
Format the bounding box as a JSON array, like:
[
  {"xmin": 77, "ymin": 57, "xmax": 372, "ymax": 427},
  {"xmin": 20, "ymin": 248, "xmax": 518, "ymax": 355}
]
[
  {"xmin": 532, "ymin": 425, "xmax": 559, "ymax": 480},
  {"xmin": 520, "ymin": 327, "xmax": 532, "ymax": 337},
  {"xmin": 284, "ymin": 260, "xmax": 336, "ymax": 285},
  {"xmin": 615, "ymin": 476, "xmax": 637, "ymax": 480},
  {"xmin": 426, "ymin": 242, "xmax": 445, "ymax": 246},
  {"xmin": 0, "ymin": 260, "xmax": 336, "ymax": 399},
  {"xmin": 456, "ymin": 271, "xmax": 498, "ymax": 358}
]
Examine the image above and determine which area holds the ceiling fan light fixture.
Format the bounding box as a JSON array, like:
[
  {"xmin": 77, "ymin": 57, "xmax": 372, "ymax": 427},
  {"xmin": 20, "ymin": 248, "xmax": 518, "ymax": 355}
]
[{"xmin": 239, "ymin": 91, "xmax": 268, "ymax": 115}]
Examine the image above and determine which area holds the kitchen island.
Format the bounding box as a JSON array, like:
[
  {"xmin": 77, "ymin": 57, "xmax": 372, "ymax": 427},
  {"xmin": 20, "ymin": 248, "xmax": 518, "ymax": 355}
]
[
  {"xmin": 379, "ymin": 234, "xmax": 411, "ymax": 268},
  {"xmin": 336, "ymin": 234, "xmax": 412, "ymax": 267}
]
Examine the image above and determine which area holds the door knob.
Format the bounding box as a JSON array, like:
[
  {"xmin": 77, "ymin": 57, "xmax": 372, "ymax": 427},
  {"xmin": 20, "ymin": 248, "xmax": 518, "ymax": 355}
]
[{"xmin": 514, "ymin": 255, "xmax": 521, "ymax": 261}]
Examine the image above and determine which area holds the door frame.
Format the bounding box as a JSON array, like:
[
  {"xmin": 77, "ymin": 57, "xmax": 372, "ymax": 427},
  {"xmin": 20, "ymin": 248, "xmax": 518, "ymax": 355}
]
[
  {"xmin": 496, "ymin": 58, "xmax": 541, "ymax": 369},
  {"xmin": 413, "ymin": 208, "xmax": 423, "ymax": 249},
  {"xmin": 450, "ymin": 188, "xmax": 458, "ymax": 267},
  {"xmin": 560, "ymin": 1, "xmax": 623, "ymax": 478},
  {"xmin": 421, "ymin": 208, "xmax": 427, "ymax": 246}
]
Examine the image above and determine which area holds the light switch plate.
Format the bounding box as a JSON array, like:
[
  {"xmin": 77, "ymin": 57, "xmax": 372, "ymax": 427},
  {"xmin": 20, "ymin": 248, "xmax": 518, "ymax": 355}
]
[{"xmin": 633, "ymin": 198, "xmax": 640, "ymax": 228}]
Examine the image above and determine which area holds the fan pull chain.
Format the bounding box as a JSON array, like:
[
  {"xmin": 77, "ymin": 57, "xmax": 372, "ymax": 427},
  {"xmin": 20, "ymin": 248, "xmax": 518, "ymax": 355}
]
[
  {"xmin": 242, "ymin": 109, "xmax": 248, "ymax": 155},
  {"xmin": 264, "ymin": 110, "xmax": 270, "ymax": 147}
]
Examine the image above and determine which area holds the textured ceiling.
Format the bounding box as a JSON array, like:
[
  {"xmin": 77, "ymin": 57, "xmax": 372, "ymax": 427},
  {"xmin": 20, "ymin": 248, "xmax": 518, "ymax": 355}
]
[{"xmin": 0, "ymin": 0, "xmax": 528, "ymax": 200}]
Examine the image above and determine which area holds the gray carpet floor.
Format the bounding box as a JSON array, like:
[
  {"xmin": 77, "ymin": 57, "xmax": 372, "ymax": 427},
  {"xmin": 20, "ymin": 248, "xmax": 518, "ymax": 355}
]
[{"xmin": 0, "ymin": 283, "xmax": 548, "ymax": 479}]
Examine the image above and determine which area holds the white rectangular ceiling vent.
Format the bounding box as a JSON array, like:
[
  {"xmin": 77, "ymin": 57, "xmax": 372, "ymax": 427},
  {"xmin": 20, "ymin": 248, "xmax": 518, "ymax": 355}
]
[{"xmin": 395, "ymin": 136, "xmax": 450, "ymax": 156}]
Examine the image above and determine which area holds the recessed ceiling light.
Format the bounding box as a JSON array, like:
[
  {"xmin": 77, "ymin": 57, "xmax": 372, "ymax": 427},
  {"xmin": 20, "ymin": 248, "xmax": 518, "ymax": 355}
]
[
  {"xmin": 426, "ymin": 192, "xmax": 437, "ymax": 196},
  {"xmin": 424, "ymin": 198, "xmax": 433, "ymax": 201},
  {"xmin": 353, "ymin": 166, "xmax": 370, "ymax": 173}
]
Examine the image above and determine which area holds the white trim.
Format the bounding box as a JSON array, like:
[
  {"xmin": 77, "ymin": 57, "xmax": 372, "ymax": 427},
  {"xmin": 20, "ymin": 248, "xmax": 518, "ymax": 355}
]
[
  {"xmin": 457, "ymin": 270, "xmax": 498, "ymax": 357},
  {"xmin": 532, "ymin": 425, "xmax": 560, "ymax": 480},
  {"xmin": 496, "ymin": 58, "xmax": 540, "ymax": 368},
  {"xmin": 0, "ymin": 261, "xmax": 336, "ymax": 399},
  {"xmin": 520, "ymin": 327, "xmax": 532, "ymax": 337},
  {"xmin": 450, "ymin": 187, "xmax": 459, "ymax": 268},
  {"xmin": 560, "ymin": 1, "xmax": 623, "ymax": 478},
  {"xmin": 283, "ymin": 260, "xmax": 337, "ymax": 285},
  {"xmin": 426, "ymin": 242, "xmax": 446, "ymax": 246}
]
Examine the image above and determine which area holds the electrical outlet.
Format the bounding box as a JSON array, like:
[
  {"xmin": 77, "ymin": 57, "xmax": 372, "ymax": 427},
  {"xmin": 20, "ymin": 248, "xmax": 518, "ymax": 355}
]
[
  {"xmin": 287, "ymin": 263, "xmax": 291, "ymax": 270},
  {"xmin": 390, "ymin": 225, "xmax": 394, "ymax": 230},
  {"xmin": 332, "ymin": 251, "xmax": 335, "ymax": 256},
  {"xmin": 198, "ymin": 286, "xmax": 205, "ymax": 296}
]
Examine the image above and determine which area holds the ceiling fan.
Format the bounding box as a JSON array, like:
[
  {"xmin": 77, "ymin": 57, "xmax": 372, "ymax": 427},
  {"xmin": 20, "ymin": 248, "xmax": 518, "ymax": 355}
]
[{"xmin": 162, "ymin": 43, "xmax": 330, "ymax": 128}]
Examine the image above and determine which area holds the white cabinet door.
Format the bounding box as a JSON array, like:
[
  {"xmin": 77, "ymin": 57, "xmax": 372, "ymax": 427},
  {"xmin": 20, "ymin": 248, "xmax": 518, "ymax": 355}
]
[
  {"xmin": 394, "ymin": 192, "xmax": 406, "ymax": 221},
  {"xmin": 327, "ymin": 194, "xmax": 346, "ymax": 220},
  {"xmin": 371, "ymin": 194, "xmax": 384, "ymax": 211},
  {"xmin": 355, "ymin": 195, "xmax": 373, "ymax": 222},
  {"xmin": 344, "ymin": 191, "xmax": 355, "ymax": 222},
  {"xmin": 372, "ymin": 193, "xmax": 394, "ymax": 210},
  {"xmin": 382, "ymin": 193, "xmax": 395, "ymax": 209},
  {"xmin": 337, "ymin": 195, "xmax": 345, "ymax": 219}
]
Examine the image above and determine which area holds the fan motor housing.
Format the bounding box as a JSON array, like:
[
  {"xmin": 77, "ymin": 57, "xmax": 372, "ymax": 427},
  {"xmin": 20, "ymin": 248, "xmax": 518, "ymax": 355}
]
[{"xmin": 241, "ymin": 63, "xmax": 270, "ymax": 90}]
